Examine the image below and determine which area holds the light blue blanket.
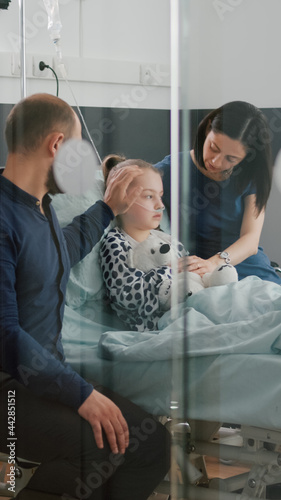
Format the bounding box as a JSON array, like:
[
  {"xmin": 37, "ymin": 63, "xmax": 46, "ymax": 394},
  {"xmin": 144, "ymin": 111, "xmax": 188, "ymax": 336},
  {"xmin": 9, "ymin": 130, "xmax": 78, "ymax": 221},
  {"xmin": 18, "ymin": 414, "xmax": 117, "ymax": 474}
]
[
  {"xmin": 98, "ymin": 277, "xmax": 281, "ymax": 361},
  {"xmin": 62, "ymin": 275, "xmax": 281, "ymax": 427}
]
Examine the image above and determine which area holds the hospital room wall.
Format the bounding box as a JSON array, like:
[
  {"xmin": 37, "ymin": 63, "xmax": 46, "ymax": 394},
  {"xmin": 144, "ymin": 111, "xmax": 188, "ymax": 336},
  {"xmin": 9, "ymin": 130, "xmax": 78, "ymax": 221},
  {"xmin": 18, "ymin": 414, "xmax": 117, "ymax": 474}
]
[
  {"xmin": 0, "ymin": 0, "xmax": 171, "ymax": 165},
  {"xmin": 0, "ymin": 0, "xmax": 281, "ymax": 261},
  {"xmin": 2, "ymin": 0, "xmax": 279, "ymax": 108},
  {"xmin": 187, "ymin": 0, "xmax": 281, "ymax": 264},
  {"xmin": 0, "ymin": 0, "xmax": 171, "ymax": 108}
]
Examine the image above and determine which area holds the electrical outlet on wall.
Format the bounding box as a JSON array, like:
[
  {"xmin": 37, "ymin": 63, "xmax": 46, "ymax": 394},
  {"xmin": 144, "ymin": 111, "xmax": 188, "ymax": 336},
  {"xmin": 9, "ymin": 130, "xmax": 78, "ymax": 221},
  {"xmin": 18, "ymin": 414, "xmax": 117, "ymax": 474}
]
[
  {"xmin": 32, "ymin": 55, "xmax": 53, "ymax": 78},
  {"xmin": 11, "ymin": 53, "xmax": 32, "ymax": 76},
  {"xmin": 11, "ymin": 53, "xmax": 21, "ymax": 76},
  {"xmin": 52, "ymin": 56, "xmax": 68, "ymax": 79},
  {"xmin": 140, "ymin": 64, "xmax": 170, "ymax": 86}
]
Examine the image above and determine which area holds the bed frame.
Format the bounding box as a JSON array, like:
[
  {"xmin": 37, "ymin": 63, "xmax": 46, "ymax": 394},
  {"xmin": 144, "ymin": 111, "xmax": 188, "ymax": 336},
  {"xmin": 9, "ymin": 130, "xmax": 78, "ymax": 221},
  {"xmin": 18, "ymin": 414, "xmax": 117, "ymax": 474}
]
[
  {"xmin": 155, "ymin": 419, "xmax": 281, "ymax": 499},
  {"xmin": 1, "ymin": 422, "xmax": 281, "ymax": 499}
]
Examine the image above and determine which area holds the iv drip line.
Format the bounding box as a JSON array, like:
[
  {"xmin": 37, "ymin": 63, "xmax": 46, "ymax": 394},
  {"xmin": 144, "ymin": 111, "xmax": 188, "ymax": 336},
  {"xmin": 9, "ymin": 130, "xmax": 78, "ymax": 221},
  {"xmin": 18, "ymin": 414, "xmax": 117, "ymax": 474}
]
[
  {"xmin": 59, "ymin": 69, "xmax": 102, "ymax": 164},
  {"xmin": 43, "ymin": 0, "xmax": 102, "ymax": 167},
  {"xmin": 56, "ymin": 60, "xmax": 103, "ymax": 197}
]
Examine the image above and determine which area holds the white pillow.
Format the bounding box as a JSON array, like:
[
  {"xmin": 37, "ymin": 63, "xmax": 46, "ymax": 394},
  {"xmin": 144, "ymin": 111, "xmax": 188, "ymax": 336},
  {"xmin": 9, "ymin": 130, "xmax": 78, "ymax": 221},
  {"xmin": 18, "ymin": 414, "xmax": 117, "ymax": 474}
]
[
  {"xmin": 51, "ymin": 174, "xmax": 112, "ymax": 308},
  {"xmin": 51, "ymin": 171, "xmax": 171, "ymax": 308}
]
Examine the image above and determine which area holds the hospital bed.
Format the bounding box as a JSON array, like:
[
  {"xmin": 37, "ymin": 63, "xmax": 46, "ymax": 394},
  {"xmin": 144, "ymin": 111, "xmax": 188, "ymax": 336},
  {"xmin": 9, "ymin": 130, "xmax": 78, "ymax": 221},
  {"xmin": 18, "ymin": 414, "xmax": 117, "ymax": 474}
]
[
  {"xmin": 61, "ymin": 296, "xmax": 281, "ymax": 499},
  {"xmin": 2, "ymin": 186, "xmax": 281, "ymax": 499},
  {"xmin": 56, "ymin": 187, "xmax": 281, "ymax": 499},
  {"xmin": 61, "ymin": 308, "xmax": 281, "ymax": 499}
]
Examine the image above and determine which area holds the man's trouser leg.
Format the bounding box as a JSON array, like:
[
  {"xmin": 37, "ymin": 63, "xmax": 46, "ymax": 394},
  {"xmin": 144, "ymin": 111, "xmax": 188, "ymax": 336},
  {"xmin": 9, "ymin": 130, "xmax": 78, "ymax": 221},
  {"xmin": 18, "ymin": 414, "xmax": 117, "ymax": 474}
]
[{"xmin": 0, "ymin": 377, "xmax": 170, "ymax": 500}]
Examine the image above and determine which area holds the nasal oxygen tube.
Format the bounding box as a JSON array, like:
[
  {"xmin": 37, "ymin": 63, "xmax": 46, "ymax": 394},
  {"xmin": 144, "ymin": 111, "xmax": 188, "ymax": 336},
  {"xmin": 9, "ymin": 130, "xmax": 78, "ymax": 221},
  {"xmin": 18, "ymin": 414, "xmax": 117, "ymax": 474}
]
[
  {"xmin": 43, "ymin": 0, "xmax": 102, "ymax": 167},
  {"xmin": 134, "ymin": 202, "xmax": 165, "ymax": 213}
]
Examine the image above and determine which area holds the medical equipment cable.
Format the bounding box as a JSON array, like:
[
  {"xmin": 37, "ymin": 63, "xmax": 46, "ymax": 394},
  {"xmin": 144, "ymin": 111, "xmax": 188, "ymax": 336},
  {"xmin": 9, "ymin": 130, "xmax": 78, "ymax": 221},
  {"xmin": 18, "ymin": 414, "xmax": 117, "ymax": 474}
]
[
  {"xmin": 39, "ymin": 61, "xmax": 59, "ymax": 97},
  {"xmin": 0, "ymin": 1, "xmax": 11, "ymax": 8}
]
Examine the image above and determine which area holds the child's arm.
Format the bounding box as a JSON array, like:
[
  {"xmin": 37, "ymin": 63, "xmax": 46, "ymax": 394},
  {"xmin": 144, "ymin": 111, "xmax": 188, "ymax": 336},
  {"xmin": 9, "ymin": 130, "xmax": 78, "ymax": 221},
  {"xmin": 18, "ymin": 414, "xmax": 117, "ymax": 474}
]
[{"xmin": 100, "ymin": 229, "xmax": 173, "ymax": 328}]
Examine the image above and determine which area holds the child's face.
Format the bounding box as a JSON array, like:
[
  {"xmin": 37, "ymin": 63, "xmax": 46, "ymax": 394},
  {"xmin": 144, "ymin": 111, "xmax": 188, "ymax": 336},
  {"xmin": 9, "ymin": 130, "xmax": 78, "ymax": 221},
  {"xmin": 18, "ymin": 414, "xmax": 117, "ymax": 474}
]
[{"xmin": 122, "ymin": 169, "xmax": 164, "ymax": 232}]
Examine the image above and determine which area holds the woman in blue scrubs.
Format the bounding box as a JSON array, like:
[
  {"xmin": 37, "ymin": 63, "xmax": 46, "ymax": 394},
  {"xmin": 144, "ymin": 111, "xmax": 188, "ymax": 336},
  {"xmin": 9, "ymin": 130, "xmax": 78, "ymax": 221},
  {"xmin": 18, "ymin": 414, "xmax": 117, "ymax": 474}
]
[{"xmin": 155, "ymin": 101, "xmax": 281, "ymax": 284}]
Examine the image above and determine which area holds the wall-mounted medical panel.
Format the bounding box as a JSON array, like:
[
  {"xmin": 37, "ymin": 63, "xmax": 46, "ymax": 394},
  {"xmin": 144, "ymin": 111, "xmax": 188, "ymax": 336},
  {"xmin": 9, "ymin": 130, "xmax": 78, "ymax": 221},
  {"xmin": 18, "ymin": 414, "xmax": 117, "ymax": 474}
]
[{"xmin": 0, "ymin": 52, "xmax": 170, "ymax": 87}]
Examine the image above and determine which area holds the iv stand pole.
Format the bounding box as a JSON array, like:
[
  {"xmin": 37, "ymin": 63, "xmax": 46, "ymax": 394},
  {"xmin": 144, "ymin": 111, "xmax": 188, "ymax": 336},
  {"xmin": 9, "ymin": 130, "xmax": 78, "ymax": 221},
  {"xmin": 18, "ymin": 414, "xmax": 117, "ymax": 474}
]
[{"xmin": 19, "ymin": 0, "xmax": 26, "ymax": 98}]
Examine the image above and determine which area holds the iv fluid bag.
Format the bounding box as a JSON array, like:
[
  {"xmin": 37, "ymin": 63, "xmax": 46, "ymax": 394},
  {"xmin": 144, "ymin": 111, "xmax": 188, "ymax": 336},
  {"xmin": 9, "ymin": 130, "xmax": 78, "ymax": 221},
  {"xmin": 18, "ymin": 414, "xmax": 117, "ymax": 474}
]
[{"xmin": 43, "ymin": 0, "xmax": 62, "ymax": 42}]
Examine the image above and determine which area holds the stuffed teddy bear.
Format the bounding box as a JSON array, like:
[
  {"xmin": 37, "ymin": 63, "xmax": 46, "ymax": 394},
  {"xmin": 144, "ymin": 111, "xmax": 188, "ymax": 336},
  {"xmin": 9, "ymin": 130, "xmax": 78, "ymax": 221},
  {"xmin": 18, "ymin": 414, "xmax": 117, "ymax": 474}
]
[{"xmin": 127, "ymin": 233, "xmax": 238, "ymax": 310}]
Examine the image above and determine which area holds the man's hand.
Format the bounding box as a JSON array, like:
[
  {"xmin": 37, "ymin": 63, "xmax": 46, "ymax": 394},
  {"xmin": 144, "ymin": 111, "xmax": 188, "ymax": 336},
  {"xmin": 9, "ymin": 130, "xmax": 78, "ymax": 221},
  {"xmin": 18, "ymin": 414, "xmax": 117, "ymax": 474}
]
[
  {"xmin": 78, "ymin": 389, "xmax": 129, "ymax": 455},
  {"xmin": 103, "ymin": 166, "xmax": 143, "ymax": 215}
]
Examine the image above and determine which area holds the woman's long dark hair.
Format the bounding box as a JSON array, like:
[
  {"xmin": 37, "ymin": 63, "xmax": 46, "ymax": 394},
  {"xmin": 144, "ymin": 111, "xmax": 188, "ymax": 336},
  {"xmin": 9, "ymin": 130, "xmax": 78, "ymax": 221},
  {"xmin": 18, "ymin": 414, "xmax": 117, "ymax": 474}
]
[{"xmin": 193, "ymin": 101, "xmax": 273, "ymax": 213}]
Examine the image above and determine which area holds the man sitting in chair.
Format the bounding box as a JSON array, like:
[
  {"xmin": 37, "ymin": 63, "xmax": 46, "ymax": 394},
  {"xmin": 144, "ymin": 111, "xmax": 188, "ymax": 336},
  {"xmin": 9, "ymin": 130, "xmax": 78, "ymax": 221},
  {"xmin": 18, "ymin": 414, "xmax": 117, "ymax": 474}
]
[{"xmin": 0, "ymin": 93, "xmax": 170, "ymax": 500}]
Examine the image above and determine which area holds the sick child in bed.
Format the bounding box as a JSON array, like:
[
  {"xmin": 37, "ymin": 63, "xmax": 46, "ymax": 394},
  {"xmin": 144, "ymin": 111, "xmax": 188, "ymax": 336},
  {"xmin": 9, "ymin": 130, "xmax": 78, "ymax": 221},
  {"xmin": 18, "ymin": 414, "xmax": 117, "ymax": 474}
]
[{"xmin": 100, "ymin": 154, "xmax": 237, "ymax": 332}]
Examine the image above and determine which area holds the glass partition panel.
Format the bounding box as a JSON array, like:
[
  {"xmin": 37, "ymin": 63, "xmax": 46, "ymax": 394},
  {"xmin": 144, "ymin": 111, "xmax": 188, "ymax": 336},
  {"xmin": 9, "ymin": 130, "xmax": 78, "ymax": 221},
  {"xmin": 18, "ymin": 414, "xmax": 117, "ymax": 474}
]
[
  {"xmin": 169, "ymin": 1, "xmax": 191, "ymax": 498},
  {"xmin": 172, "ymin": 1, "xmax": 281, "ymax": 499},
  {"xmin": 6, "ymin": 1, "xmax": 281, "ymax": 499},
  {"xmin": 0, "ymin": 2, "xmax": 180, "ymax": 500}
]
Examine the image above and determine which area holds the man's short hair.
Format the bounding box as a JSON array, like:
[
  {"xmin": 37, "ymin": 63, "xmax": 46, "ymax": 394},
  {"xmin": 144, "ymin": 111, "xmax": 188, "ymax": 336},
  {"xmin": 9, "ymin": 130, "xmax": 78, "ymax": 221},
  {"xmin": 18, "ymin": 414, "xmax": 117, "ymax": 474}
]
[{"xmin": 5, "ymin": 93, "xmax": 76, "ymax": 154}]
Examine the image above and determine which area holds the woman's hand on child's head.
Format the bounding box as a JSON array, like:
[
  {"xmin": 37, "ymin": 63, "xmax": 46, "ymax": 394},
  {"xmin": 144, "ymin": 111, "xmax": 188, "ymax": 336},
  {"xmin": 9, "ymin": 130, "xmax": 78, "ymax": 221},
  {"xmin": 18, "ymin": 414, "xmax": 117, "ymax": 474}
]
[{"xmin": 104, "ymin": 166, "xmax": 143, "ymax": 215}]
